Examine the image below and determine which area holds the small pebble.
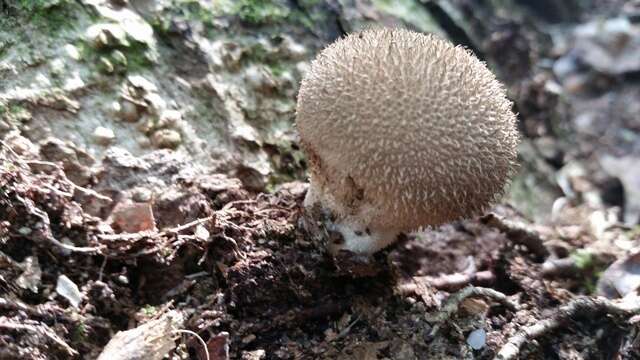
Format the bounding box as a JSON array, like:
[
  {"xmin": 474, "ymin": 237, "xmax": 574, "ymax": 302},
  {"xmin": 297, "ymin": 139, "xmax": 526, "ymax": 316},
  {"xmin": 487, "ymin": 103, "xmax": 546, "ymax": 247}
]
[
  {"xmin": 158, "ymin": 109, "xmax": 182, "ymax": 127},
  {"xmin": 64, "ymin": 44, "xmax": 81, "ymax": 60},
  {"xmin": 18, "ymin": 227, "xmax": 32, "ymax": 235},
  {"xmin": 118, "ymin": 100, "xmax": 140, "ymax": 122},
  {"xmin": 93, "ymin": 126, "xmax": 115, "ymax": 145},
  {"xmin": 152, "ymin": 129, "xmax": 182, "ymax": 149},
  {"xmin": 56, "ymin": 275, "xmax": 82, "ymax": 308},
  {"xmin": 131, "ymin": 187, "xmax": 153, "ymax": 202},
  {"xmin": 50, "ymin": 58, "xmax": 66, "ymax": 76},
  {"xmin": 467, "ymin": 328, "xmax": 487, "ymax": 350}
]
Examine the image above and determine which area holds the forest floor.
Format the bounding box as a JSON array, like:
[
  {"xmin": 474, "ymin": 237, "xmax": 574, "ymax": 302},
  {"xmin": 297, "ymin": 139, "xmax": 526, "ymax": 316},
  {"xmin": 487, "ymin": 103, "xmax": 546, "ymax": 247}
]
[{"xmin": 1, "ymin": 0, "xmax": 640, "ymax": 359}]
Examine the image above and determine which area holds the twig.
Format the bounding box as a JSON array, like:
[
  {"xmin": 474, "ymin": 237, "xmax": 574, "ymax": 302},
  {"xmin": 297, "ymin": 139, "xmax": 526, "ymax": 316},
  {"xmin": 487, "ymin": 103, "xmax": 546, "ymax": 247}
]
[
  {"xmin": 0, "ymin": 140, "xmax": 30, "ymax": 170},
  {"xmin": 221, "ymin": 199, "xmax": 256, "ymax": 210},
  {"xmin": 47, "ymin": 233, "xmax": 104, "ymax": 253},
  {"xmin": 174, "ymin": 329, "xmax": 210, "ymax": 360},
  {"xmin": 494, "ymin": 296, "xmax": 640, "ymax": 360},
  {"xmin": 98, "ymin": 256, "xmax": 108, "ymax": 282},
  {"xmin": 42, "ymin": 183, "xmax": 74, "ymax": 198},
  {"xmin": 1, "ymin": 140, "xmax": 111, "ymax": 203},
  {"xmin": 482, "ymin": 213, "xmax": 549, "ymax": 259},
  {"xmin": 419, "ymin": 270, "xmax": 496, "ymax": 291},
  {"xmin": 165, "ymin": 216, "xmax": 214, "ymax": 235},
  {"xmin": 426, "ymin": 286, "xmax": 517, "ymax": 336},
  {"xmin": 19, "ymin": 195, "xmax": 104, "ymax": 254},
  {"xmin": 24, "ymin": 160, "xmax": 112, "ymax": 202},
  {"xmin": 335, "ymin": 314, "xmax": 362, "ymax": 340}
]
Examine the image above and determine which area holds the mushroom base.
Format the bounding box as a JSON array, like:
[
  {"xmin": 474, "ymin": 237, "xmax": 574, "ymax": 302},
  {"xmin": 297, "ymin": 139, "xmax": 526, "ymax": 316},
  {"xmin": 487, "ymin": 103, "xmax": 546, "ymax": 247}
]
[
  {"xmin": 303, "ymin": 183, "xmax": 399, "ymax": 255},
  {"xmin": 328, "ymin": 221, "xmax": 399, "ymax": 255}
]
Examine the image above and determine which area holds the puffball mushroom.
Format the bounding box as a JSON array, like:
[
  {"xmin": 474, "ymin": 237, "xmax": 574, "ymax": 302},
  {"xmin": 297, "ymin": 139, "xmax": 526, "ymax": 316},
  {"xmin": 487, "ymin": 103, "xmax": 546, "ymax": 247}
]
[{"xmin": 296, "ymin": 28, "xmax": 519, "ymax": 255}]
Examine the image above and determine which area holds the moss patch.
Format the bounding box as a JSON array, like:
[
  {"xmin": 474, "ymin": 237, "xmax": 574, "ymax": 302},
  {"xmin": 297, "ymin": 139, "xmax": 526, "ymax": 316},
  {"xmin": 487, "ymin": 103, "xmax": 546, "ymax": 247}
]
[
  {"xmin": 78, "ymin": 34, "xmax": 155, "ymax": 76},
  {"xmin": 2, "ymin": 0, "xmax": 78, "ymax": 33},
  {"xmin": 233, "ymin": 0, "xmax": 291, "ymax": 25}
]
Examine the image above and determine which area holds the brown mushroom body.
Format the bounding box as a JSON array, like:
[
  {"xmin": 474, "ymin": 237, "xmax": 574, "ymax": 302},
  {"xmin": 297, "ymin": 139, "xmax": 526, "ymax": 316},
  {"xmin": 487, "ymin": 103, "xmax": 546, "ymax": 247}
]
[{"xmin": 296, "ymin": 28, "xmax": 519, "ymax": 254}]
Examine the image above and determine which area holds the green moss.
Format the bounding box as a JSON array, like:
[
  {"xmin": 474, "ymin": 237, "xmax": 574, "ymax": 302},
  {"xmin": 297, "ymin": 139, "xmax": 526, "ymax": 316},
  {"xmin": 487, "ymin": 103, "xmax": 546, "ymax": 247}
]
[
  {"xmin": 0, "ymin": 38, "xmax": 12, "ymax": 59},
  {"xmin": 570, "ymin": 249, "xmax": 610, "ymax": 295},
  {"xmin": 268, "ymin": 62, "xmax": 286, "ymax": 77},
  {"xmin": 9, "ymin": 0, "xmax": 77, "ymax": 32},
  {"xmin": 142, "ymin": 305, "xmax": 157, "ymax": 317},
  {"xmin": 121, "ymin": 41, "xmax": 155, "ymax": 72},
  {"xmin": 79, "ymin": 34, "xmax": 154, "ymax": 75},
  {"xmin": 72, "ymin": 322, "xmax": 87, "ymax": 343},
  {"xmin": 244, "ymin": 42, "xmax": 291, "ymax": 78},
  {"xmin": 571, "ymin": 249, "xmax": 594, "ymax": 270},
  {"xmin": 233, "ymin": 0, "xmax": 290, "ymax": 25},
  {"xmin": 0, "ymin": 103, "xmax": 31, "ymax": 123},
  {"xmin": 153, "ymin": 0, "xmax": 224, "ymax": 35}
]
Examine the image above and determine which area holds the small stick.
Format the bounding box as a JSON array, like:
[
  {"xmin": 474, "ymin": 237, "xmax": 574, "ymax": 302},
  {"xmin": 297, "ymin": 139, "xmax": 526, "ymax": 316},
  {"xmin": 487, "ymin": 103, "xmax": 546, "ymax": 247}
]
[
  {"xmin": 494, "ymin": 296, "xmax": 640, "ymax": 360},
  {"xmin": 426, "ymin": 286, "xmax": 517, "ymax": 336},
  {"xmin": 174, "ymin": 329, "xmax": 210, "ymax": 360}
]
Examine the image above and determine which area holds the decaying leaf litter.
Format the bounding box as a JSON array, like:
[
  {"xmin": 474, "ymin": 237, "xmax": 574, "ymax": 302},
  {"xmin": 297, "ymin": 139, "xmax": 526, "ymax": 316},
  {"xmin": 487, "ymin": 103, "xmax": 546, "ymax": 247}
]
[{"xmin": 1, "ymin": 0, "xmax": 640, "ymax": 359}]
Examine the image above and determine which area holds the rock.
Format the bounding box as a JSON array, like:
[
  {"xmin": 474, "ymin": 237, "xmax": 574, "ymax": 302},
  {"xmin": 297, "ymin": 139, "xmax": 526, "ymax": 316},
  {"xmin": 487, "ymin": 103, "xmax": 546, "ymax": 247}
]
[
  {"xmin": 131, "ymin": 186, "xmax": 153, "ymax": 202},
  {"xmin": 117, "ymin": 99, "xmax": 141, "ymax": 122},
  {"xmin": 64, "ymin": 44, "xmax": 81, "ymax": 60},
  {"xmin": 39, "ymin": 138, "xmax": 94, "ymax": 186},
  {"xmin": 123, "ymin": 76, "xmax": 166, "ymax": 114},
  {"xmin": 99, "ymin": 57, "xmax": 115, "ymax": 73},
  {"xmin": 157, "ymin": 109, "xmax": 181, "ymax": 128},
  {"xmin": 97, "ymin": 310, "xmax": 184, "ymax": 360},
  {"xmin": 101, "ymin": 146, "xmax": 149, "ymax": 170},
  {"xmin": 572, "ymin": 17, "xmax": 640, "ymax": 75},
  {"xmin": 49, "ymin": 58, "xmax": 66, "ymax": 76},
  {"xmin": 552, "ymin": 52, "xmax": 581, "ymax": 80},
  {"xmin": 242, "ymin": 350, "xmax": 266, "ymax": 360},
  {"xmin": 152, "ymin": 187, "xmax": 212, "ymax": 229},
  {"xmin": 205, "ymin": 332, "xmax": 230, "ymax": 360},
  {"xmin": 96, "ymin": 148, "xmax": 204, "ymax": 193},
  {"xmin": 467, "ymin": 328, "xmax": 487, "ymax": 350},
  {"xmin": 86, "ymin": 23, "xmax": 129, "ymax": 49},
  {"xmin": 144, "ymin": 93, "xmax": 167, "ymax": 115},
  {"xmin": 3, "ymin": 132, "xmax": 37, "ymax": 158},
  {"xmin": 245, "ymin": 65, "xmax": 277, "ymax": 93},
  {"xmin": 16, "ymin": 256, "xmax": 41, "ymax": 293},
  {"xmin": 235, "ymin": 164, "xmax": 268, "ymax": 192},
  {"xmin": 127, "ymin": 75, "xmax": 158, "ymax": 93},
  {"xmin": 110, "ymin": 201, "xmax": 156, "ymax": 233},
  {"xmin": 93, "ymin": 126, "xmax": 115, "ymax": 145},
  {"xmin": 56, "ymin": 275, "xmax": 82, "ymax": 308},
  {"xmin": 600, "ymin": 155, "xmax": 640, "ymax": 224},
  {"xmin": 85, "ymin": 0, "xmax": 157, "ymax": 60},
  {"xmin": 152, "ymin": 129, "xmax": 182, "ymax": 149},
  {"xmin": 533, "ymin": 136, "xmax": 564, "ymax": 167},
  {"xmin": 598, "ymin": 251, "xmax": 640, "ymax": 298},
  {"xmin": 110, "ymin": 49, "xmax": 128, "ymax": 69}
]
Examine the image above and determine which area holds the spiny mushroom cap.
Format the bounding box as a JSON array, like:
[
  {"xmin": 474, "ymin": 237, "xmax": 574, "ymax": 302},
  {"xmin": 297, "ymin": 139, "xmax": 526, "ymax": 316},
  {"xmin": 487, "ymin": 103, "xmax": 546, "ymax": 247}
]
[{"xmin": 296, "ymin": 28, "xmax": 519, "ymax": 233}]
